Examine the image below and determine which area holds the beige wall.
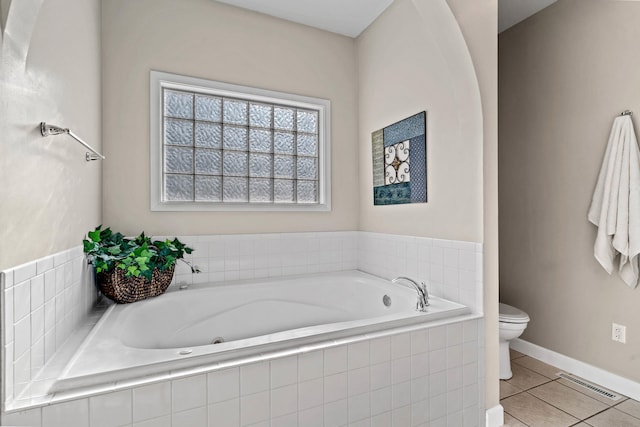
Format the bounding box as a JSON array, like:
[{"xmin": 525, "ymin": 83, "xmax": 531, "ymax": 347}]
[
  {"xmin": 447, "ymin": 0, "xmax": 500, "ymax": 411},
  {"xmin": 500, "ymin": 0, "xmax": 640, "ymax": 382},
  {"xmin": 101, "ymin": 0, "xmax": 359, "ymax": 237},
  {"xmin": 357, "ymin": 0, "xmax": 497, "ymax": 410},
  {"xmin": 0, "ymin": 0, "xmax": 102, "ymax": 270},
  {"xmin": 356, "ymin": 0, "xmax": 484, "ymax": 243}
]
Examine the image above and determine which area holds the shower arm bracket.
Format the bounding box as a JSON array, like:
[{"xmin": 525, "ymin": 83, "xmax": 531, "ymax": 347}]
[{"xmin": 40, "ymin": 122, "xmax": 105, "ymax": 161}]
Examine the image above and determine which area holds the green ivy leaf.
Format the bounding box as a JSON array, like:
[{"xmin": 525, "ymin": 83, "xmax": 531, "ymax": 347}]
[{"xmin": 87, "ymin": 229, "xmax": 102, "ymax": 242}]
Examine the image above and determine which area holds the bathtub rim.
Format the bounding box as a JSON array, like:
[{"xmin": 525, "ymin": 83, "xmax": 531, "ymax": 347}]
[
  {"xmin": 53, "ymin": 271, "xmax": 470, "ymax": 394},
  {"xmin": 5, "ymin": 311, "xmax": 482, "ymax": 414}
]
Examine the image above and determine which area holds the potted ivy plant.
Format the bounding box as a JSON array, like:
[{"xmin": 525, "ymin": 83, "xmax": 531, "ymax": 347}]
[{"xmin": 83, "ymin": 225, "xmax": 199, "ymax": 303}]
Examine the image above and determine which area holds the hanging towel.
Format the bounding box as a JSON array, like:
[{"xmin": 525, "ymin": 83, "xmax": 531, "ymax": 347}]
[{"xmin": 588, "ymin": 114, "xmax": 640, "ymax": 288}]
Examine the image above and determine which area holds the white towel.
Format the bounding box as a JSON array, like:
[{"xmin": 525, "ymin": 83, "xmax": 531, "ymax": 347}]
[{"xmin": 588, "ymin": 115, "xmax": 640, "ymax": 288}]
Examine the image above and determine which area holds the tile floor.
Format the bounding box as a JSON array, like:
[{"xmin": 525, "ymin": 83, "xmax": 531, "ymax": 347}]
[{"xmin": 501, "ymin": 349, "xmax": 640, "ymax": 427}]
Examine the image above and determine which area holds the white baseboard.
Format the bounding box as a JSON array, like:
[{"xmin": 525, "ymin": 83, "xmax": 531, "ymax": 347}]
[
  {"xmin": 512, "ymin": 338, "xmax": 640, "ymax": 401},
  {"xmin": 485, "ymin": 404, "xmax": 504, "ymax": 427}
]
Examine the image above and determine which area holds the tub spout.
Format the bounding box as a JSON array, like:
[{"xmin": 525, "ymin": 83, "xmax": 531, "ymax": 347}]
[{"xmin": 391, "ymin": 276, "xmax": 429, "ymax": 311}]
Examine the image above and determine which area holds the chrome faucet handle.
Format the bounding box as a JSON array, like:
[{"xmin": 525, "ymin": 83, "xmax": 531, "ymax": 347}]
[
  {"xmin": 420, "ymin": 282, "xmax": 429, "ymax": 307},
  {"xmin": 391, "ymin": 276, "xmax": 430, "ymax": 312}
]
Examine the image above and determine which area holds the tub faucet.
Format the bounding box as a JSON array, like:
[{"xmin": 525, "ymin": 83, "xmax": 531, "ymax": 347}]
[{"xmin": 391, "ymin": 276, "xmax": 429, "ymax": 312}]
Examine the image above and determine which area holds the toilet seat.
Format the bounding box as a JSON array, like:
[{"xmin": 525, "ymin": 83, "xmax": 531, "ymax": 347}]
[{"xmin": 499, "ymin": 303, "xmax": 530, "ymax": 324}]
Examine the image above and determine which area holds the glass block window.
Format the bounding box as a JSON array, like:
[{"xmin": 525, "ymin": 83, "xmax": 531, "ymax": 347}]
[{"xmin": 150, "ymin": 71, "xmax": 331, "ymax": 212}]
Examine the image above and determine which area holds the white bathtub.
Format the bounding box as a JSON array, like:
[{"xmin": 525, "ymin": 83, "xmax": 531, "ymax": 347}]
[{"xmin": 54, "ymin": 271, "xmax": 469, "ymax": 391}]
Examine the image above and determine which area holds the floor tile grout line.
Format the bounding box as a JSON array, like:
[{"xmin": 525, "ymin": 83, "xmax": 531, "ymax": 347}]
[
  {"xmin": 520, "ymin": 391, "xmax": 582, "ymax": 424},
  {"xmin": 504, "ymin": 352, "xmax": 640, "ymax": 426},
  {"xmin": 607, "ymin": 403, "xmax": 640, "ymax": 422},
  {"xmin": 580, "ymin": 405, "xmax": 625, "ymax": 424},
  {"xmin": 510, "ymin": 356, "xmax": 559, "ymax": 381},
  {"xmin": 528, "ymin": 378, "xmax": 616, "ymax": 417},
  {"xmin": 504, "ymin": 409, "xmax": 531, "ymax": 426}
]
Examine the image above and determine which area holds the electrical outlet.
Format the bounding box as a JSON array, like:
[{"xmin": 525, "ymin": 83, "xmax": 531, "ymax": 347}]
[{"xmin": 612, "ymin": 323, "xmax": 627, "ymax": 343}]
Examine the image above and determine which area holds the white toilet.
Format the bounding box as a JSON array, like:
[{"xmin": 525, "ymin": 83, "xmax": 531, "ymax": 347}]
[{"xmin": 498, "ymin": 302, "xmax": 530, "ymax": 380}]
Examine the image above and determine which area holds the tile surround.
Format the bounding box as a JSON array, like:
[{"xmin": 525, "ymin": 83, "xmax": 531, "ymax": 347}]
[
  {"xmin": 2, "ymin": 318, "xmax": 484, "ymax": 426},
  {"xmin": 1, "ymin": 231, "xmax": 484, "ymax": 425},
  {"xmin": 1, "ymin": 247, "xmax": 97, "ymax": 407},
  {"xmin": 166, "ymin": 231, "xmax": 483, "ymax": 313}
]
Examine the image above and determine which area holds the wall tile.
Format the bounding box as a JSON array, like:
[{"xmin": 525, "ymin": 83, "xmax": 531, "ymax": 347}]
[
  {"xmin": 430, "ymin": 372, "xmax": 446, "ymax": 398},
  {"xmin": 14, "ymin": 280, "xmax": 31, "ymax": 323},
  {"xmin": 410, "ymin": 330, "xmax": 428, "ymax": 355},
  {"xmin": 5, "ymin": 342, "xmax": 15, "ymax": 400},
  {"xmin": 14, "ymin": 315, "xmax": 30, "ymax": 360},
  {"xmin": 172, "ymin": 374, "xmax": 206, "ymax": 413},
  {"xmin": 31, "ymin": 306, "xmax": 44, "ymax": 346},
  {"xmin": 370, "ymin": 337, "xmax": 391, "ymax": 365},
  {"xmin": 172, "ymin": 406, "xmax": 207, "ymax": 426},
  {"xmin": 89, "ymin": 389, "xmax": 132, "ymax": 427},
  {"xmin": 271, "ymin": 412, "xmax": 297, "ymax": 427},
  {"xmin": 208, "ymin": 367, "xmax": 239, "ymax": 404},
  {"xmin": 391, "ymin": 357, "xmax": 411, "ymax": 385},
  {"xmin": 429, "ymin": 394, "xmax": 447, "ymax": 421},
  {"xmin": 447, "ymin": 344, "xmax": 463, "ymax": 369},
  {"xmin": 324, "ymin": 398, "xmax": 348, "ymax": 427},
  {"xmin": 42, "ymin": 399, "xmax": 89, "ymax": 427},
  {"xmin": 371, "ymin": 411, "xmax": 392, "ymax": 427},
  {"xmin": 14, "ymin": 262, "xmax": 37, "ymax": 285},
  {"xmin": 391, "ymin": 333, "xmax": 411, "ymax": 360},
  {"xmin": 240, "ymin": 390, "xmax": 269, "ymax": 425},
  {"xmin": 298, "ymin": 378, "xmax": 323, "ymax": 410},
  {"xmin": 5, "ymin": 288, "xmax": 14, "ymax": 344},
  {"xmin": 463, "ymin": 342, "xmax": 478, "ymax": 365},
  {"xmin": 411, "ymin": 352, "xmax": 429, "ymax": 378},
  {"xmin": 133, "ymin": 381, "xmax": 171, "ymax": 422},
  {"xmin": 324, "ymin": 372, "xmax": 347, "ymax": 403},
  {"xmin": 43, "ymin": 270, "xmax": 55, "ymax": 302},
  {"xmin": 298, "ymin": 404, "xmax": 323, "ymax": 427},
  {"xmin": 30, "ymin": 275, "xmax": 45, "ymax": 311},
  {"xmin": 392, "ymin": 404, "xmax": 411, "ymax": 426},
  {"xmin": 370, "ymin": 361, "xmax": 391, "ymax": 391},
  {"xmin": 411, "ymin": 399, "xmax": 428, "ymax": 425},
  {"xmin": 324, "ymin": 346, "xmax": 347, "ymax": 376},
  {"xmin": 133, "ymin": 415, "xmax": 171, "ymax": 427},
  {"xmin": 208, "ymin": 398, "xmax": 239, "ymax": 427},
  {"xmin": 1, "ymin": 407, "xmax": 42, "ymax": 426},
  {"xmin": 447, "ymin": 367, "xmax": 463, "ymax": 391},
  {"xmin": 348, "ymin": 367, "xmax": 370, "ymax": 396},
  {"xmin": 370, "ymin": 386, "xmax": 391, "ymax": 416},
  {"xmin": 30, "ymin": 337, "xmax": 44, "ymax": 374},
  {"xmin": 2, "ymin": 270, "xmax": 14, "ymax": 290},
  {"xmin": 240, "ymin": 361, "xmax": 269, "ymax": 395},
  {"xmin": 348, "ymin": 392, "xmax": 370, "ymax": 423},
  {"xmin": 411, "ymin": 376, "xmax": 428, "ymax": 403},
  {"xmin": 429, "ymin": 327, "xmax": 446, "ymax": 351},
  {"xmin": 348, "ymin": 341, "xmax": 370, "ymax": 369},
  {"xmin": 270, "ymin": 356, "xmax": 297, "ymax": 389},
  {"xmin": 298, "ymin": 350, "xmax": 323, "ymax": 382},
  {"xmin": 270, "ymin": 384, "xmax": 297, "ymax": 418},
  {"xmin": 391, "ymin": 381, "xmax": 411, "ymax": 409}
]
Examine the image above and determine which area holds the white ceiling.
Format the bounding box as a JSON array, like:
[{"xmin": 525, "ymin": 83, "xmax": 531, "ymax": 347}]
[
  {"xmin": 215, "ymin": 0, "xmax": 394, "ymax": 38},
  {"xmin": 498, "ymin": 0, "xmax": 558, "ymax": 33},
  {"xmin": 216, "ymin": 0, "xmax": 558, "ymax": 38}
]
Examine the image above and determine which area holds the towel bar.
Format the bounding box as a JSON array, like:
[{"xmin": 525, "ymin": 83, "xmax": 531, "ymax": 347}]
[{"xmin": 40, "ymin": 122, "xmax": 105, "ymax": 161}]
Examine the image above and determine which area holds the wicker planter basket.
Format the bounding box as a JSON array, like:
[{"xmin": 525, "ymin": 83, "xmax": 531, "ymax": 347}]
[{"xmin": 97, "ymin": 265, "xmax": 175, "ymax": 304}]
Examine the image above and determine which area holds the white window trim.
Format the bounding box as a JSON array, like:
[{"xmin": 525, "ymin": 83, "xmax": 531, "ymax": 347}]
[{"xmin": 150, "ymin": 70, "xmax": 331, "ymax": 212}]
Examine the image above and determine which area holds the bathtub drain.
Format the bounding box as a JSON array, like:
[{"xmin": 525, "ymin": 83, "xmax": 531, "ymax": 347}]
[
  {"xmin": 383, "ymin": 295, "xmax": 392, "ymax": 307},
  {"xmin": 211, "ymin": 337, "xmax": 225, "ymax": 344}
]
